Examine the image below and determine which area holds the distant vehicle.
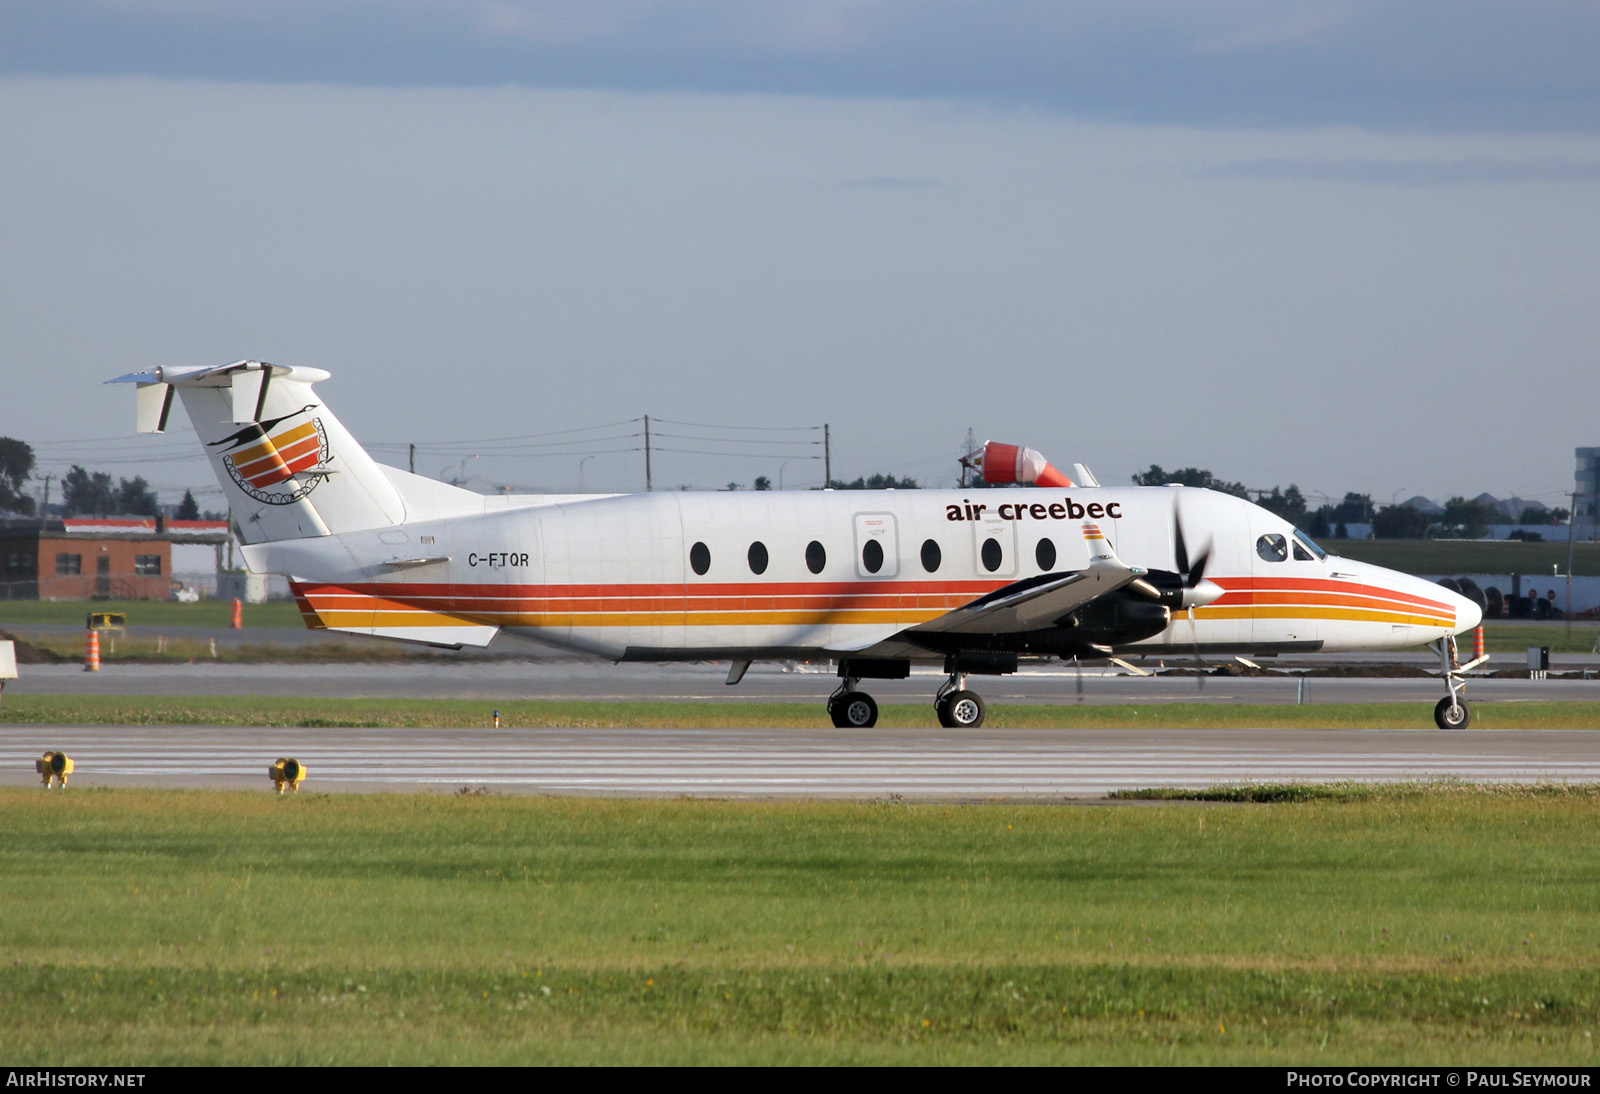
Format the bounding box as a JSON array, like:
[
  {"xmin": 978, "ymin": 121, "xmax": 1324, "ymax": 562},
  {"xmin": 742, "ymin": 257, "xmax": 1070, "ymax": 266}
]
[{"xmin": 114, "ymin": 362, "xmax": 1486, "ymax": 728}]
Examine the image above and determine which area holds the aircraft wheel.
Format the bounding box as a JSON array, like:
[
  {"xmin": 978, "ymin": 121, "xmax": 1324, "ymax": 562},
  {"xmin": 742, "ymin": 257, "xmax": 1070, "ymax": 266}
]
[
  {"xmin": 1434, "ymin": 696, "xmax": 1471, "ymax": 730},
  {"xmin": 829, "ymin": 691, "xmax": 878, "ymax": 729},
  {"xmin": 936, "ymin": 690, "xmax": 986, "ymax": 729}
]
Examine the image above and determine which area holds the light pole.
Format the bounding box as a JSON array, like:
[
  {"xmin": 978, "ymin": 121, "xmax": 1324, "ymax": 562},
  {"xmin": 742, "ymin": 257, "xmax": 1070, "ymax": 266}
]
[
  {"xmin": 778, "ymin": 461, "xmax": 793, "ymax": 490},
  {"xmin": 579, "ymin": 456, "xmax": 595, "ymax": 492}
]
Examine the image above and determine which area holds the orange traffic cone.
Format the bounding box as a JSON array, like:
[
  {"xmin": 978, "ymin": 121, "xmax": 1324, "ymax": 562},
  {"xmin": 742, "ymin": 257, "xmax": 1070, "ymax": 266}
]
[
  {"xmin": 231, "ymin": 598, "xmax": 243, "ymax": 629},
  {"xmin": 84, "ymin": 630, "xmax": 100, "ymax": 672}
]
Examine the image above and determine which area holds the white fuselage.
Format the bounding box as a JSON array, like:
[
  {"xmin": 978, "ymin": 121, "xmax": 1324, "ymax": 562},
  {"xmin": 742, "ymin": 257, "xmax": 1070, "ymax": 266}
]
[{"xmin": 257, "ymin": 483, "xmax": 1481, "ymax": 662}]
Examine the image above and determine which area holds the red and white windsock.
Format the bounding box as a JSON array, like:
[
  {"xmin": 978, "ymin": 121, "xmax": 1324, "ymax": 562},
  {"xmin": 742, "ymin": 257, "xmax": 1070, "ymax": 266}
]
[{"xmin": 981, "ymin": 441, "xmax": 1074, "ymax": 488}]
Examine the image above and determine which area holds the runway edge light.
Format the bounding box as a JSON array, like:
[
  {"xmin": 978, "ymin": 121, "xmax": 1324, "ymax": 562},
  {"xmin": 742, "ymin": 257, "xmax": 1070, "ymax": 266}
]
[
  {"xmin": 270, "ymin": 757, "xmax": 307, "ymax": 794},
  {"xmin": 36, "ymin": 751, "xmax": 74, "ymax": 789}
]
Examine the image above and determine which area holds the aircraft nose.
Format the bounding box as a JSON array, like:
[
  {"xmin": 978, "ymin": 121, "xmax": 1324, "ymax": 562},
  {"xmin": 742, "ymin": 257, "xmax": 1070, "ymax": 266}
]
[{"xmin": 1454, "ymin": 588, "xmax": 1483, "ymax": 633}]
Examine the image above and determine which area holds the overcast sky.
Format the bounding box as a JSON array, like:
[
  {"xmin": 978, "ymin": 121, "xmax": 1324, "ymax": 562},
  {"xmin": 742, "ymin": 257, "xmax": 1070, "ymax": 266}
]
[{"xmin": 2, "ymin": 1, "xmax": 1598, "ymax": 512}]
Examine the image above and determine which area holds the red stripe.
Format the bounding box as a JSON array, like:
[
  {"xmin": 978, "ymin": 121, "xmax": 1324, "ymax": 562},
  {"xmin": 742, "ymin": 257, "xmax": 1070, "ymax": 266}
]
[{"xmin": 1212, "ymin": 576, "xmax": 1450, "ymax": 612}]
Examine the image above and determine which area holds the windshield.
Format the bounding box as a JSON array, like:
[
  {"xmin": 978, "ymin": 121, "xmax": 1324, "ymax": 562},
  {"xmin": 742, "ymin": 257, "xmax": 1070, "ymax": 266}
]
[{"xmin": 1293, "ymin": 528, "xmax": 1327, "ymax": 561}]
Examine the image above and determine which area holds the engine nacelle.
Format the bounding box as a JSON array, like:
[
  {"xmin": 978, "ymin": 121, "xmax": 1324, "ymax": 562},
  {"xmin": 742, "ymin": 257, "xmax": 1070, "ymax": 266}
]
[{"xmin": 1062, "ymin": 593, "xmax": 1171, "ymax": 647}]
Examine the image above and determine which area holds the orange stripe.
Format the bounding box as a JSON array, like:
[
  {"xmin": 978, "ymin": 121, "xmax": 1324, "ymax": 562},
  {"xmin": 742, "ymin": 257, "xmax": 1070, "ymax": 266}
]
[
  {"xmin": 236, "ymin": 434, "xmax": 321, "ymax": 480},
  {"xmin": 1192, "ymin": 606, "xmax": 1451, "ymax": 627},
  {"xmin": 231, "ymin": 421, "xmax": 317, "ymax": 466}
]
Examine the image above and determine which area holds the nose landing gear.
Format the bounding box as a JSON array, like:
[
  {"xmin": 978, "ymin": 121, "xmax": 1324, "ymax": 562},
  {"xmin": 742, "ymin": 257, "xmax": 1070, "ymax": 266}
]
[{"xmin": 1433, "ymin": 633, "xmax": 1488, "ymax": 729}]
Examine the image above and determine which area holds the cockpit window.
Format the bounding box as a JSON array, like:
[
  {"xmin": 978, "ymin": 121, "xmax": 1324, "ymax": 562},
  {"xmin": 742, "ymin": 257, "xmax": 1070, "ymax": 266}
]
[
  {"xmin": 1255, "ymin": 533, "xmax": 1288, "ymax": 562},
  {"xmin": 1293, "ymin": 528, "xmax": 1327, "ymax": 561}
]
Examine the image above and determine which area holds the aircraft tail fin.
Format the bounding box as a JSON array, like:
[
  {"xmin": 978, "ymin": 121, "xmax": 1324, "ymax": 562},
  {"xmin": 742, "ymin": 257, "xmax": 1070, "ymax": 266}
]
[{"xmin": 109, "ymin": 362, "xmax": 414, "ymax": 542}]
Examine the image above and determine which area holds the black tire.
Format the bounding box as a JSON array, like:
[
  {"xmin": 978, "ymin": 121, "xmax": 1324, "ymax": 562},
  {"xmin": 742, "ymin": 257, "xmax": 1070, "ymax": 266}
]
[
  {"xmin": 829, "ymin": 691, "xmax": 878, "ymax": 729},
  {"xmin": 1434, "ymin": 696, "xmax": 1471, "ymax": 730},
  {"xmin": 936, "ymin": 690, "xmax": 986, "ymax": 729}
]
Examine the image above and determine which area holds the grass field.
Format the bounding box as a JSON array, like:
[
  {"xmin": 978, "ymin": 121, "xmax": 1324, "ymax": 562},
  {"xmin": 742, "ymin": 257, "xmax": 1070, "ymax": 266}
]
[
  {"xmin": 0, "ymin": 599, "xmax": 306, "ymax": 629},
  {"xmin": 5, "ymin": 694, "xmax": 1600, "ymax": 729},
  {"xmin": 2, "ymin": 786, "xmax": 1598, "ymax": 1064}
]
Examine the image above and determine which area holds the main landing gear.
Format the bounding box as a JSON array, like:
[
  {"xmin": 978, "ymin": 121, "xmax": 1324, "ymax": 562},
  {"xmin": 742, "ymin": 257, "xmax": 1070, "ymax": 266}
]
[
  {"xmin": 828, "ymin": 678, "xmax": 880, "ymax": 728},
  {"xmin": 825, "ymin": 667, "xmax": 990, "ymax": 729},
  {"xmin": 934, "ymin": 671, "xmax": 986, "ymax": 728},
  {"xmin": 1433, "ymin": 632, "xmax": 1488, "ymax": 729}
]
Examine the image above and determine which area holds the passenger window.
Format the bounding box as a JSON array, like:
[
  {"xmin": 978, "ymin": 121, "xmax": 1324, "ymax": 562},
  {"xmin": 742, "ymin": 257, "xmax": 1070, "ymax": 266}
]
[
  {"xmin": 981, "ymin": 537, "xmax": 1003, "ymax": 573},
  {"xmin": 862, "ymin": 539, "xmax": 884, "ymax": 574},
  {"xmin": 1035, "ymin": 537, "xmax": 1057, "ymax": 571},
  {"xmin": 921, "ymin": 539, "xmax": 941, "ymax": 573},
  {"xmin": 748, "ymin": 541, "xmax": 768, "ymax": 575},
  {"xmin": 689, "ymin": 541, "xmax": 711, "ymax": 576},
  {"xmin": 1255, "ymin": 534, "xmax": 1288, "ymax": 562},
  {"xmin": 805, "ymin": 540, "xmax": 826, "ymax": 575}
]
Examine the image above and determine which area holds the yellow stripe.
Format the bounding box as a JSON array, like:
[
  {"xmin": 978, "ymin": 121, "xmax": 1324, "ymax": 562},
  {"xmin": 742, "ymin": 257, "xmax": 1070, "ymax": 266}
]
[{"xmin": 231, "ymin": 421, "xmax": 317, "ymax": 466}]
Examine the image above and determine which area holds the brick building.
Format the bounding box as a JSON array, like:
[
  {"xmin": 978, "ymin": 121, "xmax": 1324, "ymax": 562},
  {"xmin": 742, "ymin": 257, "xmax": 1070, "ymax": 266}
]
[{"xmin": 0, "ymin": 517, "xmax": 229, "ymax": 601}]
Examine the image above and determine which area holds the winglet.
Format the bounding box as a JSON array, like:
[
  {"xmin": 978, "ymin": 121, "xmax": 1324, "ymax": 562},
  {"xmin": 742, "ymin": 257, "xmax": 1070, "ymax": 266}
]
[{"xmin": 1083, "ymin": 521, "xmax": 1143, "ymax": 575}]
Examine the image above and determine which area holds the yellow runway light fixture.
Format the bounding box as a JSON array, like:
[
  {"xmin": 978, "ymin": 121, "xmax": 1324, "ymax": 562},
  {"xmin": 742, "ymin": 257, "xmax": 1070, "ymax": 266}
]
[
  {"xmin": 36, "ymin": 751, "xmax": 74, "ymax": 789},
  {"xmin": 270, "ymin": 757, "xmax": 307, "ymax": 793}
]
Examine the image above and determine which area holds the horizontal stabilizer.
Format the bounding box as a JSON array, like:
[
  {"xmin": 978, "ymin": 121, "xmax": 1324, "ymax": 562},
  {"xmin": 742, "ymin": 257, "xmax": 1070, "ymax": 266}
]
[{"xmin": 290, "ymin": 580, "xmax": 500, "ymax": 649}]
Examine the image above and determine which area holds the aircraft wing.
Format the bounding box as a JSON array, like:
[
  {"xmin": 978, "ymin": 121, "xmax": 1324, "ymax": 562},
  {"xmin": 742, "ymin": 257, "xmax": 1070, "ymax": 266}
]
[{"xmin": 908, "ymin": 522, "xmax": 1143, "ymax": 636}]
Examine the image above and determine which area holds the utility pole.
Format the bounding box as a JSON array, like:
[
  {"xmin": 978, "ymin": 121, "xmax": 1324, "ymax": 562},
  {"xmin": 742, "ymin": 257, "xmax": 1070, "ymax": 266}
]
[
  {"xmin": 39, "ymin": 473, "xmax": 51, "ymax": 525},
  {"xmin": 409, "ymin": 444, "xmax": 415, "ymax": 474},
  {"xmin": 1566, "ymin": 489, "xmax": 1580, "ymax": 639},
  {"xmin": 643, "ymin": 415, "xmax": 652, "ymax": 492},
  {"xmin": 961, "ymin": 428, "xmax": 977, "ymax": 488},
  {"xmin": 823, "ymin": 424, "xmax": 831, "ymax": 488}
]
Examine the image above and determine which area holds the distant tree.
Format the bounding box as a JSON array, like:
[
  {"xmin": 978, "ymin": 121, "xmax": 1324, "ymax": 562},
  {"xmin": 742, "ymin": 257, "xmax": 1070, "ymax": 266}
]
[
  {"xmin": 0, "ymin": 437, "xmax": 35, "ymax": 515},
  {"xmin": 828, "ymin": 474, "xmax": 919, "ymax": 490},
  {"xmin": 1335, "ymin": 521, "xmax": 1349, "ymax": 539},
  {"xmin": 721, "ymin": 482, "xmax": 743, "ymax": 491},
  {"xmin": 1130, "ymin": 465, "xmax": 1248, "ymax": 498},
  {"xmin": 1551, "ymin": 507, "xmax": 1571, "ymax": 525},
  {"xmin": 1305, "ymin": 508, "xmax": 1331, "ymax": 538},
  {"xmin": 1255, "ymin": 484, "xmax": 1308, "ymax": 526},
  {"xmin": 62, "ymin": 465, "xmax": 115, "ymax": 516},
  {"xmin": 1372, "ymin": 504, "xmax": 1432, "ymax": 539},
  {"xmin": 176, "ymin": 489, "xmax": 201, "ymax": 520},
  {"xmin": 1437, "ymin": 496, "xmax": 1497, "ymax": 538},
  {"xmin": 1330, "ymin": 492, "xmax": 1373, "ymax": 524},
  {"xmin": 114, "ymin": 476, "xmax": 160, "ymax": 517},
  {"xmin": 753, "ymin": 476, "xmax": 772, "ymax": 492}
]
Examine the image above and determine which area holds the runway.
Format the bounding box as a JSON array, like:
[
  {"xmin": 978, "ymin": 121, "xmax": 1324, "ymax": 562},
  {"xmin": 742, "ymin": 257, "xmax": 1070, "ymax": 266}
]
[
  {"xmin": 10, "ymin": 658, "xmax": 1600, "ymax": 705},
  {"xmin": 4, "ymin": 725, "xmax": 1598, "ymax": 799}
]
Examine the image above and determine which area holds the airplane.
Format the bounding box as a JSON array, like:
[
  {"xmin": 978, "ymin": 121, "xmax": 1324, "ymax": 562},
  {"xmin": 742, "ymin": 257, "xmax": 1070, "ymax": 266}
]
[{"xmin": 112, "ymin": 361, "xmax": 1487, "ymax": 729}]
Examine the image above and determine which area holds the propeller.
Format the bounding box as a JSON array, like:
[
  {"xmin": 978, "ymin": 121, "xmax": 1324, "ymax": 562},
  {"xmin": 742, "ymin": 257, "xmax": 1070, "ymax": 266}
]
[
  {"xmin": 1174, "ymin": 502, "xmax": 1211, "ymax": 694},
  {"xmin": 1172, "ymin": 505, "xmax": 1224, "ymax": 609}
]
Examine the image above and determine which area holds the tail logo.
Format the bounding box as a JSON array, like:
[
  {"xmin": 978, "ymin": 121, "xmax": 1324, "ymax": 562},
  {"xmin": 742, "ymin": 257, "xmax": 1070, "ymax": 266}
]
[{"xmin": 210, "ymin": 406, "xmax": 330, "ymax": 506}]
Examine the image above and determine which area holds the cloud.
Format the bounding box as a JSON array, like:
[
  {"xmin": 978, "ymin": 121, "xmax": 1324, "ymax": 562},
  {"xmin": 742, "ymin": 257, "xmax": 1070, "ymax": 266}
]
[
  {"xmin": 1213, "ymin": 156, "xmax": 1600, "ymax": 185},
  {"xmin": 841, "ymin": 175, "xmax": 940, "ymax": 189},
  {"xmin": 4, "ymin": 1, "xmax": 1600, "ymax": 131}
]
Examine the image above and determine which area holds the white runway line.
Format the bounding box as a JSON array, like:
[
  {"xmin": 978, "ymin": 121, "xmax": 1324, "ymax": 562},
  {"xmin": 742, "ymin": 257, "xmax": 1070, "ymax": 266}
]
[{"xmin": 5, "ymin": 728, "xmax": 1599, "ymax": 797}]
